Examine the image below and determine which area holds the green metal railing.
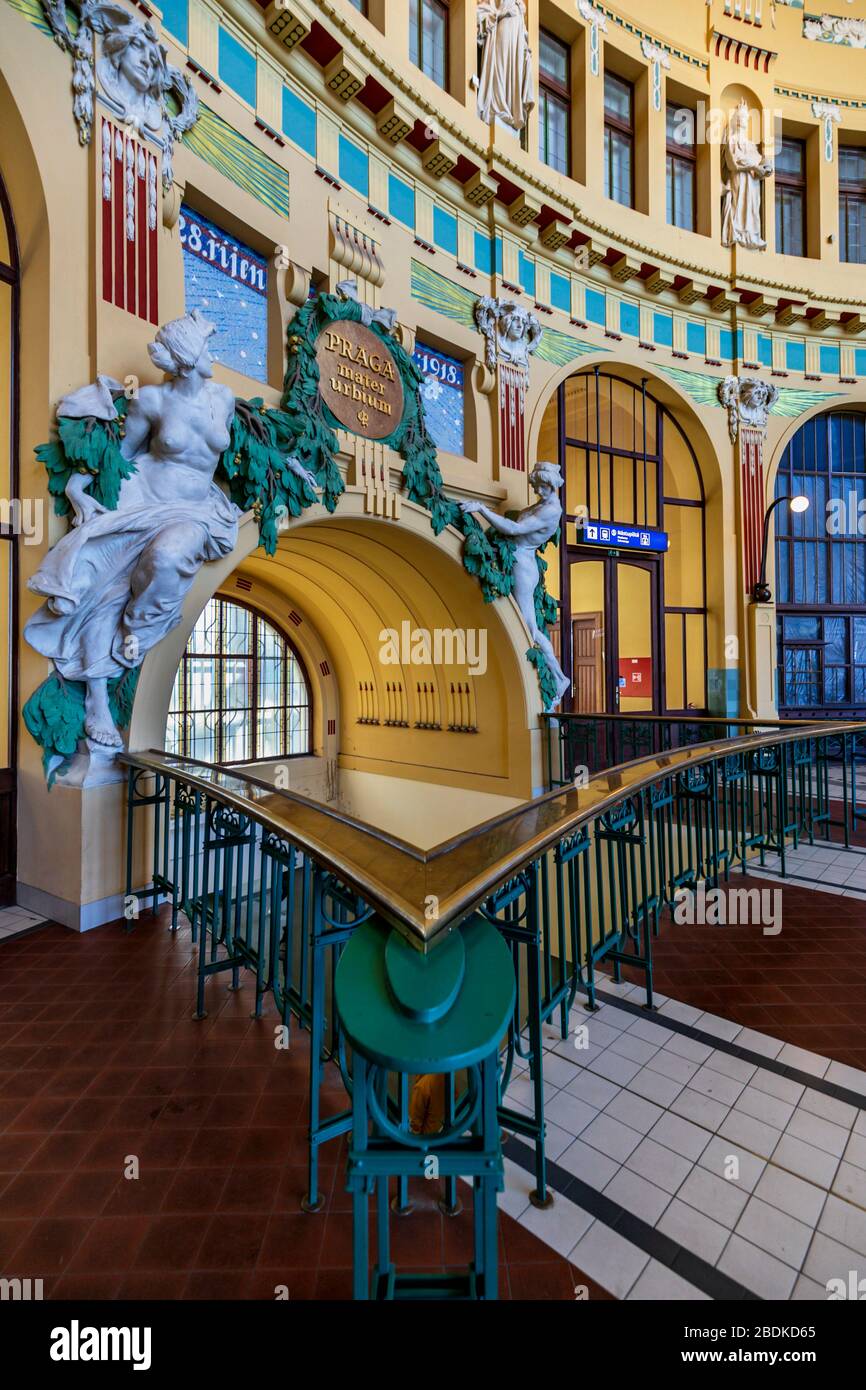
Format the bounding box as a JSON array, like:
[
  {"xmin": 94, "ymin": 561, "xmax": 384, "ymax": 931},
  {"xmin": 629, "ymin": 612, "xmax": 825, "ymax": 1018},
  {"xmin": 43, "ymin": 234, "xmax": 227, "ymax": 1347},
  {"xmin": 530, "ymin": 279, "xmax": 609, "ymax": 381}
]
[
  {"xmin": 546, "ymin": 712, "xmax": 866, "ymax": 833},
  {"xmin": 122, "ymin": 718, "xmax": 866, "ymax": 1293},
  {"xmin": 545, "ymin": 711, "xmax": 809, "ymax": 783}
]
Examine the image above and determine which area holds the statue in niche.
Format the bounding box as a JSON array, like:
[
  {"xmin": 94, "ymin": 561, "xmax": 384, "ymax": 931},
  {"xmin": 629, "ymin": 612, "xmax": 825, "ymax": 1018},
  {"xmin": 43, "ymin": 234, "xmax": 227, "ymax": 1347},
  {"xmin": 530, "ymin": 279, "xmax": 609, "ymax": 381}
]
[
  {"xmin": 475, "ymin": 0, "xmax": 535, "ymax": 133},
  {"xmin": 459, "ymin": 462, "xmax": 570, "ymax": 707},
  {"xmin": 41, "ymin": 0, "xmax": 198, "ymax": 185},
  {"xmin": 25, "ymin": 311, "xmax": 315, "ymax": 751},
  {"xmin": 721, "ymin": 100, "xmax": 773, "ymax": 251}
]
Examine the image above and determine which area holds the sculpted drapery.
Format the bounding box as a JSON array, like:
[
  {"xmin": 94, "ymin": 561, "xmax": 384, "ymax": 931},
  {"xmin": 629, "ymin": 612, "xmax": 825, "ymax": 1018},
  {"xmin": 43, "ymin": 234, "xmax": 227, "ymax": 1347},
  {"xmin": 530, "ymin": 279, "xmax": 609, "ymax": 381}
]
[
  {"xmin": 25, "ymin": 312, "xmax": 242, "ymax": 748},
  {"xmin": 721, "ymin": 100, "xmax": 773, "ymax": 251},
  {"xmin": 25, "ymin": 312, "xmax": 319, "ymax": 755},
  {"xmin": 476, "ymin": 0, "xmax": 535, "ymax": 133}
]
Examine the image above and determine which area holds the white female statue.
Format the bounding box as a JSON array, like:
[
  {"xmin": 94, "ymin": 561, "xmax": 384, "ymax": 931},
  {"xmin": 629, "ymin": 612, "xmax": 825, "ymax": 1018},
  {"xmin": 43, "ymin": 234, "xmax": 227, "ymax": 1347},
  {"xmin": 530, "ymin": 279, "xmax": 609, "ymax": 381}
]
[
  {"xmin": 476, "ymin": 0, "xmax": 535, "ymax": 133},
  {"xmin": 459, "ymin": 462, "xmax": 570, "ymax": 706},
  {"xmin": 25, "ymin": 309, "xmax": 316, "ymax": 750},
  {"xmin": 721, "ymin": 100, "xmax": 773, "ymax": 250}
]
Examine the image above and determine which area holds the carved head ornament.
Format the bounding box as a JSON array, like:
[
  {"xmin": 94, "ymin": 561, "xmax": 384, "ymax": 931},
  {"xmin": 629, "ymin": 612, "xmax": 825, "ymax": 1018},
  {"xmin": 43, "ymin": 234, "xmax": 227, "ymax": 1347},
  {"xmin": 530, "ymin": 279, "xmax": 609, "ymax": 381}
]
[{"xmin": 41, "ymin": 0, "xmax": 198, "ymax": 185}]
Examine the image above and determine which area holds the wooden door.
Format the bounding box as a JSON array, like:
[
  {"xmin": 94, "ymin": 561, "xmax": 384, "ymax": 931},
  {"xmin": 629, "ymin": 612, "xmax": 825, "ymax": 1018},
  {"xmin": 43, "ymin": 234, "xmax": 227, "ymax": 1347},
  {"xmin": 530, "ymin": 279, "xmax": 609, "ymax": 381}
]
[{"xmin": 571, "ymin": 612, "xmax": 604, "ymax": 713}]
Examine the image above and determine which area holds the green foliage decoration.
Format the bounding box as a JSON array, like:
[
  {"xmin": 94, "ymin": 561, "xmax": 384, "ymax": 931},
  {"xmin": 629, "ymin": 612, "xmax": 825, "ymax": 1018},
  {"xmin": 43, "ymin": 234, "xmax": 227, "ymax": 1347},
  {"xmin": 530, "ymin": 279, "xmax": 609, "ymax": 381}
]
[
  {"xmin": 218, "ymin": 398, "xmax": 319, "ymax": 556},
  {"xmin": 37, "ymin": 395, "xmax": 133, "ymax": 518},
  {"xmin": 23, "ymin": 668, "xmax": 140, "ymax": 786}
]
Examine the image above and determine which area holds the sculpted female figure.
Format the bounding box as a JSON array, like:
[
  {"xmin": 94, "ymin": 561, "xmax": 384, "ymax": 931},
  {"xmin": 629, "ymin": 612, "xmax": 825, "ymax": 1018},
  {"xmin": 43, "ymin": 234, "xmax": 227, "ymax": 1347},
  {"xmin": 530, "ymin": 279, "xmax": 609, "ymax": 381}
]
[
  {"xmin": 476, "ymin": 0, "xmax": 535, "ymax": 133},
  {"xmin": 25, "ymin": 310, "xmax": 316, "ymax": 749},
  {"xmin": 459, "ymin": 461, "xmax": 570, "ymax": 706},
  {"xmin": 721, "ymin": 100, "xmax": 773, "ymax": 250}
]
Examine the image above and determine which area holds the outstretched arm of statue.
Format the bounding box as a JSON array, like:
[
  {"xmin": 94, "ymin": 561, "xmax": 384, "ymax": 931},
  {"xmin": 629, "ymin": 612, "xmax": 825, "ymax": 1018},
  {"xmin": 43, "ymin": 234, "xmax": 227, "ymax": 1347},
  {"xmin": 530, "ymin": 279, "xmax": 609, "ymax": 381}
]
[
  {"xmin": 65, "ymin": 470, "xmax": 108, "ymax": 528},
  {"xmin": 459, "ymin": 498, "xmax": 525, "ymax": 537},
  {"xmin": 284, "ymin": 454, "xmax": 319, "ymax": 492}
]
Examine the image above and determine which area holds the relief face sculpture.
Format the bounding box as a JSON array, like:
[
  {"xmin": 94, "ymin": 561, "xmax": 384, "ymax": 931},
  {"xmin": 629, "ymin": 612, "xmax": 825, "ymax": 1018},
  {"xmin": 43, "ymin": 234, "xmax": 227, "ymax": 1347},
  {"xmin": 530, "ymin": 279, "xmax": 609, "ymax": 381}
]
[
  {"xmin": 25, "ymin": 311, "xmax": 242, "ymax": 749},
  {"xmin": 41, "ymin": 0, "xmax": 198, "ymax": 182},
  {"xmin": 98, "ymin": 21, "xmax": 167, "ymax": 137}
]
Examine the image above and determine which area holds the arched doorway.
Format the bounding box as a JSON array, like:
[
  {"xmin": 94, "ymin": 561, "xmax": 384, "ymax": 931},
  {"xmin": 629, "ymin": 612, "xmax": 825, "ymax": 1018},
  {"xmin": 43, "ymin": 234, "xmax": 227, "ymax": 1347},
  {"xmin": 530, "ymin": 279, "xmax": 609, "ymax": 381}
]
[
  {"xmin": 774, "ymin": 408, "xmax": 866, "ymax": 717},
  {"xmin": 538, "ymin": 368, "xmax": 707, "ymax": 715},
  {"xmin": 0, "ymin": 173, "xmax": 18, "ymax": 904}
]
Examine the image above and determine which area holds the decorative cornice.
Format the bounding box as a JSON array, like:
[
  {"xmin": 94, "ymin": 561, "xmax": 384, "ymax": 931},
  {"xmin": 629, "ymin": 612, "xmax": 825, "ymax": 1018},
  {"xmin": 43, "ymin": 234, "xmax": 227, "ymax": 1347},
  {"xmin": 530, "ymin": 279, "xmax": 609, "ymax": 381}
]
[{"xmin": 775, "ymin": 84, "xmax": 866, "ymax": 110}]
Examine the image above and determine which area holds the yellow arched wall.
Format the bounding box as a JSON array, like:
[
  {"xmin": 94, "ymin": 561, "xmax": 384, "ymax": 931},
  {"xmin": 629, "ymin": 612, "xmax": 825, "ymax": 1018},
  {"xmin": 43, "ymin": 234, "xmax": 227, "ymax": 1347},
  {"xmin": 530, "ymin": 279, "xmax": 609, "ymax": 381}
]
[{"xmin": 130, "ymin": 491, "xmax": 541, "ymax": 801}]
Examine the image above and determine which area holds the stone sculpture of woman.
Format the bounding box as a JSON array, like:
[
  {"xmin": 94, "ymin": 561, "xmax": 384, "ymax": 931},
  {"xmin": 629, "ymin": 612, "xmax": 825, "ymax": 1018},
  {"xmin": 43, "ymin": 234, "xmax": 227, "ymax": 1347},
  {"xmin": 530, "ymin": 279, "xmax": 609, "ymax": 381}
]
[
  {"xmin": 459, "ymin": 462, "xmax": 570, "ymax": 706},
  {"xmin": 721, "ymin": 100, "xmax": 773, "ymax": 250},
  {"xmin": 25, "ymin": 309, "xmax": 316, "ymax": 750},
  {"xmin": 476, "ymin": 0, "xmax": 535, "ymax": 133}
]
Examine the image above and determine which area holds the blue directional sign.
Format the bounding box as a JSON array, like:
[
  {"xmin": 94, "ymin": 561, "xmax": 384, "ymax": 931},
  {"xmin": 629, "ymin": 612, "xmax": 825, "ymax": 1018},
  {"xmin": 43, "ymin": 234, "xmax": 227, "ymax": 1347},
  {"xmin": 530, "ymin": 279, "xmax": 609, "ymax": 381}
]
[{"xmin": 578, "ymin": 520, "xmax": 669, "ymax": 553}]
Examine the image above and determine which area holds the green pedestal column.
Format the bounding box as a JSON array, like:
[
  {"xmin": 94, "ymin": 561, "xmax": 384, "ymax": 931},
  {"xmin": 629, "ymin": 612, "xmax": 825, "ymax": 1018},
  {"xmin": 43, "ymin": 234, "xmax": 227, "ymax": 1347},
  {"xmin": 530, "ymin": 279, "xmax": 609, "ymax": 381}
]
[{"xmin": 335, "ymin": 912, "xmax": 515, "ymax": 1301}]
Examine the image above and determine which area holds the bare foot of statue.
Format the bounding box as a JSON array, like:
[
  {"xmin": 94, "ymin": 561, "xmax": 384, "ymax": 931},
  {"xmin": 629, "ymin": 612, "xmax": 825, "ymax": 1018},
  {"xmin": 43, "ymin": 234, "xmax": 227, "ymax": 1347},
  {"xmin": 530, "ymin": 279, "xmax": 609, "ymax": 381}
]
[
  {"xmin": 553, "ymin": 672, "xmax": 571, "ymax": 704},
  {"xmin": 84, "ymin": 679, "xmax": 124, "ymax": 748}
]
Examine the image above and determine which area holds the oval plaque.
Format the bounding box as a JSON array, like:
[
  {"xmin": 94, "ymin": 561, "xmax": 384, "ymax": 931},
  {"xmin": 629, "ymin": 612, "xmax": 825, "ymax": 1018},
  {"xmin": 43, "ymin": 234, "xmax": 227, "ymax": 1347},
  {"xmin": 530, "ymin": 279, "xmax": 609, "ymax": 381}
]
[{"xmin": 315, "ymin": 320, "xmax": 404, "ymax": 441}]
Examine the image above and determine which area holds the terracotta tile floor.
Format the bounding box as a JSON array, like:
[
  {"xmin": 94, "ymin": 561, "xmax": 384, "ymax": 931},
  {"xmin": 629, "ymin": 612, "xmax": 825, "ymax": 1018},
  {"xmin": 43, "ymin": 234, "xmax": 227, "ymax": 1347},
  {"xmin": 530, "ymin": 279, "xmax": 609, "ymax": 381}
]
[
  {"xmin": 620, "ymin": 878, "xmax": 866, "ymax": 1070},
  {"xmin": 0, "ymin": 913, "xmax": 607, "ymax": 1301}
]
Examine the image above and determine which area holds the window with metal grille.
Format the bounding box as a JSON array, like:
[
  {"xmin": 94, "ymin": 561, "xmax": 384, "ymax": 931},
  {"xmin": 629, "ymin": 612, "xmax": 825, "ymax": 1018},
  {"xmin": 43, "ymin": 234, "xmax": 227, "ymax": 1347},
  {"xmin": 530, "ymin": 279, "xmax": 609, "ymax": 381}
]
[
  {"xmin": 604, "ymin": 72, "xmax": 634, "ymax": 208},
  {"xmin": 166, "ymin": 597, "xmax": 312, "ymax": 764},
  {"xmin": 776, "ymin": 411, "xmax": 866, "ymax": 713},
  {"xmin": 839, "ymin": 145, "xmax": 866, "ymax": 265},
  {"xmin": 775, "ymin": 137, "xmax": 806, "ymax": 257},
  {"xmin": 409, "ymin": 0, "xmax": 448, "ymax": 90},
  {"xmin": 539, "ymin": 29, "xmax": 570, "ymax": 175}
]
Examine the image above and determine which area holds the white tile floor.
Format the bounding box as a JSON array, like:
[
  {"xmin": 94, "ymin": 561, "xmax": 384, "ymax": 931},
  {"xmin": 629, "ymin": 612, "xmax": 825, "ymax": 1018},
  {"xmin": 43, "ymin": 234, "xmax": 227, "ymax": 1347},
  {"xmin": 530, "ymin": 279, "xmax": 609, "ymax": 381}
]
[
  {"xmin": 753, "ymin": 840, "xmax": 866, "ymax": 899},
  {"xmin": 500, "ymin": 973, "xmax": 866, "ymax": 1301},
  {"xmin": 0, "ymin": 905, "xmax": 46, "ymax": 939}
]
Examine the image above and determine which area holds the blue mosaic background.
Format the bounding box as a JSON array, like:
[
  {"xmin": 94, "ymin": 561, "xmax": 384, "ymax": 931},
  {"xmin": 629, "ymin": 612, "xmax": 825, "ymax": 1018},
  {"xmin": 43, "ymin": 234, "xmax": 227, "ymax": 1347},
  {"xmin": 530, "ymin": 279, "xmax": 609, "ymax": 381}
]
[
  {"xmin": 413, "ymin": 343, "xmax": 465, "ymax": 455},
  {"xmin": 179, "ymin": 207, "xmax": 268, "ymax": 383}
]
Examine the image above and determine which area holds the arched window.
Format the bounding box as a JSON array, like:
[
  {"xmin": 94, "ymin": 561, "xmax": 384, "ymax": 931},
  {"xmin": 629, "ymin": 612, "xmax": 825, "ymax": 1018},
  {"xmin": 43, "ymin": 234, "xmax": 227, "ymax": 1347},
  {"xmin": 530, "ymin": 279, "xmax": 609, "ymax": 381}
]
[
  {"xmin": 166, "ymin": 597, "xmax": 312, "ymax": 763},
  {"xmin": 775, "ymin": 409, "xmax": 866, "ymax": 715},
  {"xmin": 538, "ymin": 369, "xmax": 707, "ymax": 715}
]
